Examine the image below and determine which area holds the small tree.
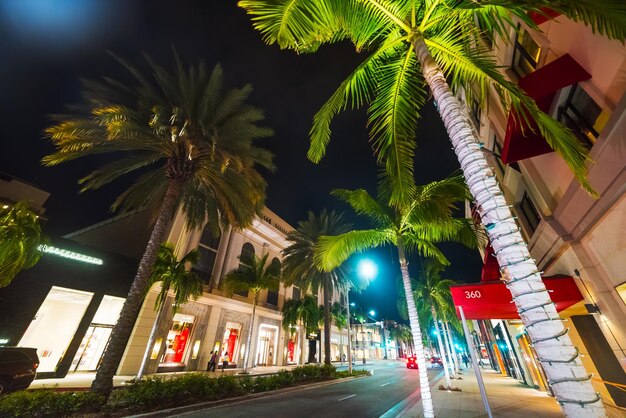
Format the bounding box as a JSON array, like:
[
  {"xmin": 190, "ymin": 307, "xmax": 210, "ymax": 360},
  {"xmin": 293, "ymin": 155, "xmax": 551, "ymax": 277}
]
[
  {"xmin": 0, "ymin": 201, "xmax": 45, "ymax": 287},
  {"xmin": 281, "ymin": 295, "xmax": 321, "ymax": 365},
  {"xmin": 137, "ymin": 243, "xmax": 204, "ymax": 379},
  {"xmin": 223, "ymin": 253, "xmax": 281, "ymax": 373}
]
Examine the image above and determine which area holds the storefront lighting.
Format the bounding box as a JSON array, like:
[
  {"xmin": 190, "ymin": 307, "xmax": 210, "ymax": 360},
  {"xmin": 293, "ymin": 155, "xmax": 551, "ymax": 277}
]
[
  {"xmin": 0, "ymin": 338, "xmax": 9, "ymax": 344},
  {"xmin": 38, "ymin": 245, "xmax": 103, "ymax": 265}
]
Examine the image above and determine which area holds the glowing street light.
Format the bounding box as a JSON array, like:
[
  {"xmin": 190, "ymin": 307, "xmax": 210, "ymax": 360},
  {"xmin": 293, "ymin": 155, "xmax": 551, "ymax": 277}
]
[
  {"xmin": 369, "ymin": 310, "xmax": 376, "ymax": 317},
  {"xmin": 357, "ymin": 258, "xmax": 378, "ymax": 281}
]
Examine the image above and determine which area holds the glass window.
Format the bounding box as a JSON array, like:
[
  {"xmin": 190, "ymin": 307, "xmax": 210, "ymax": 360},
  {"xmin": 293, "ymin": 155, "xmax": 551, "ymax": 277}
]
[
  {"xmin": 193, "ymin": 246, "xmax": 217, "ymax": 283},
  {"xmin": 234, "ymin": 243, "xmax": 255, "ymax": 297},
  {"xmin": 492, "ymin": 136, "xmax": 506, "ymax": 176},
  {"xmin": 161, "ymin": 313, "xmax": 195, "ymax": 364},
  {"xmin": 511, "ymin": 24, "xmax": 541, "ymax": 78},
  {"xmin": 519, "ymin": 192, "xmax": 541, "ymax": 234},
  {"xmin": 18, "ymin": 287, "xmax": 93, "ymax": 373},
  {"xmin": 292, "ymin": 287, "xmax": 301, "ymax": 301},
  {"xmin": 199, "ymin": 227, "xmax": 221, "ymax": 250},
  {"xmin": 558, "ymin": 85, "xmax": 606, "ymax": 149},
  {"xmin": 470, "ymin": 97, "xmax": 481, "ymax": 130},
  {"xmin": 615, "ymin": 282, "xmax": 626, "ymax": 307}
]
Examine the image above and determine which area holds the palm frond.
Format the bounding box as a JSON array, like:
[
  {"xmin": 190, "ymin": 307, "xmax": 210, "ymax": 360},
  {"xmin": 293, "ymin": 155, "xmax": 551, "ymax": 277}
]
[
  {"xmin": 316, "ymin": 229, "xmax": 393, "ymax": 271},
  {"xmin": 331, "ymin": 188, "xmax": 393, "ymax": 227}
]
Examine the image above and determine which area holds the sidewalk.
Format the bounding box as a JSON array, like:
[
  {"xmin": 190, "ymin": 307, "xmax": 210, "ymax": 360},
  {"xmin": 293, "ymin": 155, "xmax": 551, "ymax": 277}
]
[{"xmin": 400, "ymin": 367, "xmax": 563, "ymax": 418}]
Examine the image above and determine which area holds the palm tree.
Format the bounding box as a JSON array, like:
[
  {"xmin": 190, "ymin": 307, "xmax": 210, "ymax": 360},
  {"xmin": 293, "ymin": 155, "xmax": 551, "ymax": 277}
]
[
  {"xmin": 281, "ymin": 210, "xmax": 352, "ymax": 365},
  {"xmin": 316, "ymin": 174, "xmax": 478, "ymax": 413},
  {"xmin": 136, "ymin": 243, "xmax": 203, "ymax": 379},
  {"xmin": 239, "ymin": 1, "xmax": 624, "ymax": 413},
  {"xmin": 414, "ymin": 259, "xmax": 461, "ymax": 388},
  {"xmin": 330, "ymin": 301, "xmax": 348, "ymax": 361},
  {"xmin": 223, "ymin": 253, "xmax": 281, "ymax": 372},
  {"xmin": 0, "ymin": 201, "xmax": 45, "ymax": 288},
  {"xmin": 281, "ymin": 295, "xmax": 321, "ymax": 365},
  {"xmin": 44, "ymin": 55, "xmax": 274, "ymax": 395}
]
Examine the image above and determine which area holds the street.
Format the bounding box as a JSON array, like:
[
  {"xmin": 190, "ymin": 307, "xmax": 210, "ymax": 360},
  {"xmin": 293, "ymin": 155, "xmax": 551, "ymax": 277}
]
[{"xmin": 179, "ymin": 361, "xmax": 443, "ymax": 418}]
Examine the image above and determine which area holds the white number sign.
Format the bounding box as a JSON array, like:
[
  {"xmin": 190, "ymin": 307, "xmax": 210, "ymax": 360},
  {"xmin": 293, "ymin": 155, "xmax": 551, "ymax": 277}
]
[{"xmin": 464, "ymin": 290, "xmax": 482, "ymax": 299}]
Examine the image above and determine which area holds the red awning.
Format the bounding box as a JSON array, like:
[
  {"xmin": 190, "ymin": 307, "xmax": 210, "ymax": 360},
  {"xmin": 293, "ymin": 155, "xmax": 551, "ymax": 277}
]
[
  {"xmin": 450, "ymin": 276, "xmax": 583, "ymax": 320},
  {"xmin": 529, "ymin": 8, "xmax": 561, "ymax": 25},
  {"xmin": 481, "ymin": 244, "xmax": 500, "ymax": 282},
  {"xmin": 501, "ymin": 54, "xmax": 591, "ymax": 164}
]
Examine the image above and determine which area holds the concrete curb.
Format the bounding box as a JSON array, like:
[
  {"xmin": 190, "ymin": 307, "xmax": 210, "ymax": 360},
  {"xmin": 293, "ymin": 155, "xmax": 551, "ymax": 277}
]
[{"xmin": 128, "ymin": 374, "xmax": 370, "ymax": 417}]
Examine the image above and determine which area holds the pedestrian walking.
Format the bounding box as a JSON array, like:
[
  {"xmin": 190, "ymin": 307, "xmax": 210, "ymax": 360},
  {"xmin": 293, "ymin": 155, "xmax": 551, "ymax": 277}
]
[
  {"xmin": 207, "ymin": 351, "xmax": 214, "ymax": 371},
  {"xmin": 462, "ymin": 353, "xmax": 469, "ymax": 368},
  {"xmin": 207, "ymin": 351, "xmax": 217, "ymax": 372},
  {"xmin": 221, "ymin": 351, "xmax": 229, "ymax": 372}
]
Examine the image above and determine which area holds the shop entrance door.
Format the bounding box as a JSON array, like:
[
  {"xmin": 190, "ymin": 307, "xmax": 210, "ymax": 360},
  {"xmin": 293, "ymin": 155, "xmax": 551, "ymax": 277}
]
[
  {"xmin": 70, "ymin": 325, "xmax": 113, "ymax": 372},
  {"xmin": 256, "ymin": 325, "xmax": 277, "ymax": 366}
]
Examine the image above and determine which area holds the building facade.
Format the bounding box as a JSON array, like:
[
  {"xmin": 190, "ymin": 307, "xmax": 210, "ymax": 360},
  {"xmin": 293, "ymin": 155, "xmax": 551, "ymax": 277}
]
[{"xmin": 456, "ymin": 10, "xmax": 626, "ymax": 409}]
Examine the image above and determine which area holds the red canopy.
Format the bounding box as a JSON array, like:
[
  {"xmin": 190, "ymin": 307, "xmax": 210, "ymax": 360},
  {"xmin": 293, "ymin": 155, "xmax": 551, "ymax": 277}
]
[
  {"xmin": 451, "ymin": 276, "xmax": 583, "ymax": 320},
  {"xmin": 501, "ymin": 54, "xmax": 591, "ymax": 164}
]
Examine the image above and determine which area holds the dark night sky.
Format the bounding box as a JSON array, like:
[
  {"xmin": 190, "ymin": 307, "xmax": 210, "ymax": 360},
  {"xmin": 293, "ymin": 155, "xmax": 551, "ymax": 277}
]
[{"xmin": 0, "ymin": 0, "xmax": 481, "ymax": 321}]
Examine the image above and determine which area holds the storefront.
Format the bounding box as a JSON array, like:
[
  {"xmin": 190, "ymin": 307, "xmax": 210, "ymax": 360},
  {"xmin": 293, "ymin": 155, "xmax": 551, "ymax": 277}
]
[
  {"xmin": 451, "ymin": 276, "xmax": 584, "ymax": 394},
  {"xmin": 220, "ymin": 322, "xmax": 242, "ymax": 366},
  {"xmin": 17, "ymin": 287, "xmax": 126, "ymax": 376},
  {"xmin": 70, "ymin": 295, "xmax": 124, "ymax": 372}
]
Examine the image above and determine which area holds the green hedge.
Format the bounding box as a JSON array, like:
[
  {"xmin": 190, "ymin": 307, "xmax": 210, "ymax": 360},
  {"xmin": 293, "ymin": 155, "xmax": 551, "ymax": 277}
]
[{"xmin": 0, "ymin": 365, "xmax": 369, "ymax": 417}]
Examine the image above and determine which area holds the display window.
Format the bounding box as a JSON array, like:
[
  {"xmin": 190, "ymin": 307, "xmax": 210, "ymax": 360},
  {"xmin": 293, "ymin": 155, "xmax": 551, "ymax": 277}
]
[
  {"xmin": 70, "ymin": 295, "xmax": 124, "ymax": 372},
  {"xmin": 161, "ymin": 313, "xmax": 195, "ymax": 364},
  {"xmin": 18, "ymin": 287, "xmax": 93, "ymax": 373},
  {"xmin": 220, "ymin": 321, "xmax": 242, "ymax": 365}
]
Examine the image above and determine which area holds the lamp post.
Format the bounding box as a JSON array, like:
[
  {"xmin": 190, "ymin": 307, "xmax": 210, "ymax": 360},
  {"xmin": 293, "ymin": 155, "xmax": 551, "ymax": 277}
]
[{"xmin": 344, "ymin": 286, "xmax": 353, "ymax": 374}]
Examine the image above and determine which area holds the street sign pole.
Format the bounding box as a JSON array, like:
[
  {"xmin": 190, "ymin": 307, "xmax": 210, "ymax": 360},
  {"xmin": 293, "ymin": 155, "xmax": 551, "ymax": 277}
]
[{"xmin": 459, "ymin": 306, "xmax": 493, "ymax": 418}]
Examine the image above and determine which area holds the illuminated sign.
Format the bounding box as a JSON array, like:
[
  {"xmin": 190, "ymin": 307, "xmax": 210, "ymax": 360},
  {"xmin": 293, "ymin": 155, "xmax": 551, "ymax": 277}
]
[{"xmin": 38, "ymin": 245, "xmax": 103, "ymax": 265}]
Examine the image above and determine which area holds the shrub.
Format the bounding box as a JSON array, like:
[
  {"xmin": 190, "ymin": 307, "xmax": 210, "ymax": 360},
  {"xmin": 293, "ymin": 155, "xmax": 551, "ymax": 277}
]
[{"xmin": 0, "ymin": 390, "xmax": 104, "ymax": 417}]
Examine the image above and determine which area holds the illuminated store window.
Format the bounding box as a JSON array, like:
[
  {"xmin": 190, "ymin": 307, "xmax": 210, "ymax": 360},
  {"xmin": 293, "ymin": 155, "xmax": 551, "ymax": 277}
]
[
  {"xmin": 18, "ymin": 287, "xmax": 93, "ymax": 373},
  {"xmin": 221, "ymin": 321, "xmax": 242, "ymax": 365},
  {"xmin": 70, "ymin": 295, "xmax": 124, "ymax": 372},
  {"xmin": 511, "ymin": 24, "xmax": 541, "ymax": 78},
  {"xmin": 161, "ymin": 313, "xmax": 195, "ymax": 364},
  {"xmin": 256, "ymin": 324, "xmax": 278, "ymax": 366}
]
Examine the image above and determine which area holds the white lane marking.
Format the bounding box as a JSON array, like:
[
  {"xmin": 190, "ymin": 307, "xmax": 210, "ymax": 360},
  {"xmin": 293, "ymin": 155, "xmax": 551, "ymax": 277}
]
[
  {"xmin": 380, "ymin": 382, "xmax": 390, "ymax": 387},
  {"xmin": 338, "ymin": 394, "xmax": 356, "ymax": 402}
]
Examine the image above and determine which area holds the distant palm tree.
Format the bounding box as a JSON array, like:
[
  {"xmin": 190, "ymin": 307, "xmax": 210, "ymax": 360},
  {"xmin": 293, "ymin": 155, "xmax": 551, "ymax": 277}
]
[
  {"xmin": 137, "ymin": 243, "xmax": 204, "ymax": 379},
  {"xmin": 281, "ymin": 295, "xmax": 321, "ymax": 365},
  {"xmin": 414, "ymin": 260, "xmax": 460, "ymax": 388},
  {"xmin": 223, "ymin": 253, "xmax": 281, "ymax": 372},
  {"xmin": 317, "ymin": 175, "xmax": 478, "ymax": 406},
  {"xmin": 0, "ymin": 201, "xmax": 45, "ymax": 287},
  {"xmin": 282, "ymin": 210, "xmax": 352, "ymax": 365},
  {"xmin": 44, "ymin": 55, "xmax": 274, "ymax": 395}
]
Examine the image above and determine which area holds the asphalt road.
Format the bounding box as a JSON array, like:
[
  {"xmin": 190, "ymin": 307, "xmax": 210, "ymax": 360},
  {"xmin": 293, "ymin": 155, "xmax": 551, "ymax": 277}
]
[{"xmin": 179, "ymin": 361, "xmax": 443, "ymax": 418}]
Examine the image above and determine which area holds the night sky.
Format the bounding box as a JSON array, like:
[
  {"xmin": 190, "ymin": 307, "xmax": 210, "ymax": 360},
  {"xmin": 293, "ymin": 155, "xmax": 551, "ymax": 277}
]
[{"xmin": 0, "ymin": 0, "xmax": 481, "ymax": 321}]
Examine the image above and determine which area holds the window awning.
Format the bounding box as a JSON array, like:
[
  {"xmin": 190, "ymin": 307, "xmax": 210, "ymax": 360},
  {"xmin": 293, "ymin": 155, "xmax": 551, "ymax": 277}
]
[
  {"xmin": 528, "ymin": 8, "xmax": 561, "ymax": 25},
  {"xmin": 480, "ymin": 244, "xmax": 500, "ymax": 282},
  {"xmin": 450, "ymin": 275, "xmax": 583, "ymax": 320},
  {"xmin": 501, "ymin": 54, "xmax": 591, "ymax": 164}
]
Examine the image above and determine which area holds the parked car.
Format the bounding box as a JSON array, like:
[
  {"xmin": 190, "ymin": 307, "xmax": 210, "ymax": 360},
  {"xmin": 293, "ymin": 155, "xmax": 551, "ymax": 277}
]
[
  {"xmin": 0, "ymin": 347, "xmax": 39, "ymax": 395},
  {"xmin": 430, "ymin": 356, "xmax": 443, "ymax": 367},
  {"xmin": 406, "ymin": 355, "xmax": 418, "ymax": 369}
]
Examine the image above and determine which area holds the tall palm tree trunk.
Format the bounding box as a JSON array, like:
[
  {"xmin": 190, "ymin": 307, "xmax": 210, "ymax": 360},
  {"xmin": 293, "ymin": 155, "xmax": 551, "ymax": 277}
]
[
  {"xmin": 431, "ymin": 307, "xmax": 453, "ymax": 388},
  {"xmin": 136, "ymin": 292, "xmax": 169, "ymax": 379},
  {"xmin": 413, "ymin": 36, "xmax": 604, "ymax": 416},
  {"xmin": 299, "ymin": 320, "xmax": 306, "ymax": 365},
  {"xmin": 91, "ymin": 179, "xmax": 183, "ymax": 396},
  {"xmin": 444, "ymin": 321, "xmax": 460, "ymax": 374},
  {"xmin": 243, "ymin": 293, "xmax": 258, "ymax": 373},
  {"xmin": 323, "ymin": 273, "xmax": 332, "ymax": 365},
  {"xmin": 398, "ymin": 240, "xmax": 435, "ymax": 418},
  {"xmin": 441, "ymin": 319, "xmax": 458, "ymax": 376}
]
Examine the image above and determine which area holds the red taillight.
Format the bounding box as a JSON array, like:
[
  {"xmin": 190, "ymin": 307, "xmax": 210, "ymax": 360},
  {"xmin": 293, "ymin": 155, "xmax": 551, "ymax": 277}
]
[{"xmin": 33, "ymin": 362, "xmax": 39, "ymax": 370}]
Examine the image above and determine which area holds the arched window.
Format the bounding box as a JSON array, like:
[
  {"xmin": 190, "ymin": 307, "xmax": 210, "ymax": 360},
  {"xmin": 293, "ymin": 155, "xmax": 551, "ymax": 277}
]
[
  {"xmin": 192, "ymin": 226, "xmax": 222, "ymax": 284},
  {"xmin": 266, "ymin": 257, "xmax": 281, "ymax": 306},
  {"xmin": 234, "ymin": 243, "xmax": 255, "ymax": 297}
]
